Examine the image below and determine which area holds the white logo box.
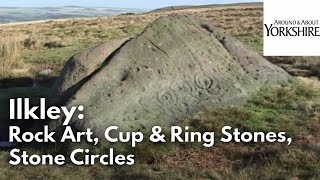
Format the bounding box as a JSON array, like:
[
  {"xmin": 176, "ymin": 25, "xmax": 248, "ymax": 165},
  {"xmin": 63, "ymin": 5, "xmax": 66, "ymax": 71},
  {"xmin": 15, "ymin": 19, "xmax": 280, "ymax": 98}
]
[{"xmin": 264, "ymin": 0, "xmax": 320, "ymax": 56}]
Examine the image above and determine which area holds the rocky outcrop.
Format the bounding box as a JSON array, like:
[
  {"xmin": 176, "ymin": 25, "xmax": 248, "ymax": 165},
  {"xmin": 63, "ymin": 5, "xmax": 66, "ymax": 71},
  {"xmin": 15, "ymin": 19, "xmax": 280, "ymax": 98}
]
[{"xmin": 48, "ymin": 15, "xmax": 291, "ymax": 136}]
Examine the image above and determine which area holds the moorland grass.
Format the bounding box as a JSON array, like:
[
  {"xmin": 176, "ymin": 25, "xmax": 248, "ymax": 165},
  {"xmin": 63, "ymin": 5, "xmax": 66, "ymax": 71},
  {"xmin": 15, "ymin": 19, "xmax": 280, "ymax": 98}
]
[{"xmin": 0, "ymin": 80, "xmax": 318, "ymax": 179}]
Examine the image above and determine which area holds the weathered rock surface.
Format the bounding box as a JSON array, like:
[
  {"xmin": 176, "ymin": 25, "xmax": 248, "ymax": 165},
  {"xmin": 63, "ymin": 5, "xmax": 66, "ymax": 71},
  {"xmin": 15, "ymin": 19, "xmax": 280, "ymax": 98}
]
[
  {"xmin": 48, "ymin": 38, "xmax": 129, "ymax": 105},
  {"xmin": 48, "ymin": 15, "xmax": 291, "ymax": 136}
]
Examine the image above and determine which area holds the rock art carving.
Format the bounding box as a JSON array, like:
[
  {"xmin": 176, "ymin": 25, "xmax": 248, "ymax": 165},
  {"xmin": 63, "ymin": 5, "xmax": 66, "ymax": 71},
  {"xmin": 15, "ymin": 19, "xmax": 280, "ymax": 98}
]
[{"xmin": 48, "ymin": 15, "xmax": 291, "ymax": 137}]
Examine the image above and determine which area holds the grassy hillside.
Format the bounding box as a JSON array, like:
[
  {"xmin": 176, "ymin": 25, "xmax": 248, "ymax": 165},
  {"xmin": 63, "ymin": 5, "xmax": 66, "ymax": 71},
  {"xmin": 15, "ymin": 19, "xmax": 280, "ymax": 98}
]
[
  {"xmin": 0, "ymin": 80, "xmax": 319, "ymax": 179},
  {"xmin": 1, "ymin": 4, "xmax": 263, "ymax": 79},
  {"xmin": 0, "ymin": 7, "xmax": 144, "ymax": 24},
  {"xmin": 1, "ymin": 3, "xmax": 318, "ymax": 80}
]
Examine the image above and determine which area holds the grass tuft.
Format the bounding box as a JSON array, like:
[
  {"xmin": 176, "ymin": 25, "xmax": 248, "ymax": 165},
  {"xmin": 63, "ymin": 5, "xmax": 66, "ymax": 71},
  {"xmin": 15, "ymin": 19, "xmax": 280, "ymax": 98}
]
[{"xmin": 0, "ymin": 36, "xmax": 22, "ymax": 78}]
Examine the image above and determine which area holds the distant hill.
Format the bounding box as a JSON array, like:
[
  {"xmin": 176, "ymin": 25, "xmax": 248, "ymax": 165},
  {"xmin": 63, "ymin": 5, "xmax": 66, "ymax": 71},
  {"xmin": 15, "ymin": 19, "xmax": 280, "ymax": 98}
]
[
  {"xmin": 0, "ymin": 7, "xmax": 145, "ymax": 24},
  {"xmin": 149, "ymin": 5, "xmax": 194, "ymax": 13},
  {"xmin": 150, "ymin": 2, "xmax": 263, "ymax": 13}
]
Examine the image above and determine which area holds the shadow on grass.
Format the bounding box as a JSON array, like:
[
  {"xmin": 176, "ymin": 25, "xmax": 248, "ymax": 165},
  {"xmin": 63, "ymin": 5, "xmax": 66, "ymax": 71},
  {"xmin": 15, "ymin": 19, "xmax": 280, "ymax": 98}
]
[{"xmin": 0, "ymin": 77, "xmax": 55, "ymax": 142}]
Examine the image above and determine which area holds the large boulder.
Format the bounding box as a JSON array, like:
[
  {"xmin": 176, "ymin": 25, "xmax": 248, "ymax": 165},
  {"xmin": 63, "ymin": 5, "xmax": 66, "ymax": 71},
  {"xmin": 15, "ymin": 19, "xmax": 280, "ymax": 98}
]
[{"xmin": 48, "ymin": 15, "xmax": 291, "ymax": 136}]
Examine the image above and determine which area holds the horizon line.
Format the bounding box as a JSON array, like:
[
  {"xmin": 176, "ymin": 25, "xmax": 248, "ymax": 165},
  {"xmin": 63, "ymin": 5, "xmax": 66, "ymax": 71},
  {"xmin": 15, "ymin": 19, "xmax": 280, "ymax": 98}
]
[{"xmin": 0, "ymin": 1, "xmax": 262, "ymax": 10}]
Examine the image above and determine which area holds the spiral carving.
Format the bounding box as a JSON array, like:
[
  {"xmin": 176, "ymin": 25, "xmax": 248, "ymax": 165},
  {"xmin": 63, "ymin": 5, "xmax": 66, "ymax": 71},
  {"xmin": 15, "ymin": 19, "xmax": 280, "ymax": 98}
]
[
  {"xmin": 195, "ymin": 73, "xmax": 215, "ymax": 90},
  {"xmin": 156, "ymin": 89, "xmax": 178, "ymax": 106},
  {"xmin": 192, "ymin": 72, "xmax": 226, "ymax": 99}
]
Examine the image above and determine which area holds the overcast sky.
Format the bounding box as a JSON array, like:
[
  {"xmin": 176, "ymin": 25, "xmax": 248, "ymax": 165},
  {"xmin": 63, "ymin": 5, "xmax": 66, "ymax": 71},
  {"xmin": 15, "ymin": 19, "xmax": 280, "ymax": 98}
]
[{"xmin": 0, "ymin": 0, "xmax": 262, "ymax": 9}]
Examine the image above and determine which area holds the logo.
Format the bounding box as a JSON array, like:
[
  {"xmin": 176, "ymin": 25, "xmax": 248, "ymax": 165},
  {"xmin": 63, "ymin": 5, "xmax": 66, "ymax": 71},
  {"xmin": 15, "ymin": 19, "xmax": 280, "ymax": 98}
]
[
  {"xmin": 265, "ymin": 20, "xmax": 320, "ymax": 37},
  {"xmin": 264, "ymin": 0, "xmax": 320, "ymax": 56}
]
